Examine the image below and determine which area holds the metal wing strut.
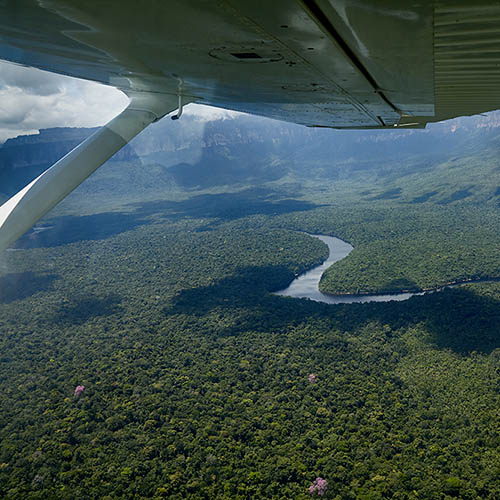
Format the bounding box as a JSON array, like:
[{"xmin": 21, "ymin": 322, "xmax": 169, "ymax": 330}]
[{"xmin": 0, "ymin": 93, "xmax": 178, "ymax": 251}]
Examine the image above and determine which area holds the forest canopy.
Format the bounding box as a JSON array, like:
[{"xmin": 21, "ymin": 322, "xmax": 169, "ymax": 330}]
[{"xmin": 1, "ymin": 193, "xmax": 499, "ymax": 499}]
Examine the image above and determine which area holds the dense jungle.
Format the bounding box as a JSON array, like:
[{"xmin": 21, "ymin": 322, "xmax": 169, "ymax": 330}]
[{"xmin": 0, "ymin": 111, "xmax": 499, "ymax": 499}]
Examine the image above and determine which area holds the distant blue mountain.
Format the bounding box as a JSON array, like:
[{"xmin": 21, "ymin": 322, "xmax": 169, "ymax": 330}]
[{"xmin": 2, "ymin": 109, "xmax": 500, "ymax": 198}]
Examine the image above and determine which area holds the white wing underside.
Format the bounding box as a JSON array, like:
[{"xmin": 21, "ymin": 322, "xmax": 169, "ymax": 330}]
[{"xmin": 1, "ymin": 0, "xmax": 499, "ymax": 129}]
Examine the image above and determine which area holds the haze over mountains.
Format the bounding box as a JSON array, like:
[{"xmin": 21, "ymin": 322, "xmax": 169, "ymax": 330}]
[{"xmin": 2, "ymin": 109, "xmax": 500, "ymax": 205}]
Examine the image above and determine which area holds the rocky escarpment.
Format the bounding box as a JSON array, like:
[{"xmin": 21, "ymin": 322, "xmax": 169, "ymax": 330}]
[
  {"xmin": 0, "ymin": 127, "xmax": 138, "ymax": 196},
  {"xmin": 3, "ymin": 109, "xmax": 500, "ymax": 198}
]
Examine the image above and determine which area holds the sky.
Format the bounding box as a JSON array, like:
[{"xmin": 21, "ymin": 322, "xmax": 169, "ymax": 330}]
[{"xmin": 0, "ymin": 60, "xmax": 237, "ymax": 143}]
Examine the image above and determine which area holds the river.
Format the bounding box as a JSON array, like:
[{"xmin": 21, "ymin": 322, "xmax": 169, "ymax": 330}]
[{"xmin": 274, "ymin": 234, "xmax": 442, "ymax": 304}]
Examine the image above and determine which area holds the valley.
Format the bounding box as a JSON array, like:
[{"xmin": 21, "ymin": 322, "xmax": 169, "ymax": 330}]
[{"xmin": 0, "ymin": 111, "xmax": 499, "ymax": 499}]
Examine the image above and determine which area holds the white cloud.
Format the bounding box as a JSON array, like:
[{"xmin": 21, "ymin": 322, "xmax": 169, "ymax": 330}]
[
  {"xmin": 0, "ymin": 62, "xmax": 63, "ymax": 96},
  {"xmin": 0, "ymin": 62, "xmax": 128, "ymax": 142},
  {"xmin": 0, "ymin": 61, "xmax": 242, "ymax": 143},
  {"xmin": 182, "ymin": 102, "xmax": 243, "ymax": 122}
]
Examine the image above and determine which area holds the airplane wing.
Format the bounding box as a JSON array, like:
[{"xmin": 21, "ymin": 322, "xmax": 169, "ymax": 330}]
[{"xmin": 1, "ymin": 0, "xmax": 500, "ymax": 248}]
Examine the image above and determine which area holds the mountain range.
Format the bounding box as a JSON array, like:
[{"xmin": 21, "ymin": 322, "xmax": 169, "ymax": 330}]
[{"xmin": 2, "ymin": 109, "xmax": 500, "ymax": 205}]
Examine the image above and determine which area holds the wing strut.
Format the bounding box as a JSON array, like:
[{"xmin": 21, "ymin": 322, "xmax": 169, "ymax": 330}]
[{"xmin": 0, "ymin": 93, "xmax": 179, "ymax": 251}]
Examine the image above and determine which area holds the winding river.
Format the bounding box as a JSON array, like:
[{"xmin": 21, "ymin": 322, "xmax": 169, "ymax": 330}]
[{"xmin": 274, "ymin": 234, "xmax": 444, "ymax": 304}]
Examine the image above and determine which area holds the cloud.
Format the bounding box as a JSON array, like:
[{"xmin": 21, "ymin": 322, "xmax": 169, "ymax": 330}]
[
  {"xmin": 0, "ymin": 62, "xmax": 63, "ymax": 96},
  {"xmin": 182, "ymin": 102, "xmax": 243, "ymax": 122},
  {"xmin": 0, "ymin": 62, "xmax": 129, "ymax": 142},
  {"xmin": 0, "ymin": 61, "xmax": 243, "ymax": 143}
]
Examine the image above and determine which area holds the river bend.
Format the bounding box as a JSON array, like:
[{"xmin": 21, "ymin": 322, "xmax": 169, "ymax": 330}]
[{"xmin": 274, "ymin": 234, "xmax": 437, "ymax": 304}]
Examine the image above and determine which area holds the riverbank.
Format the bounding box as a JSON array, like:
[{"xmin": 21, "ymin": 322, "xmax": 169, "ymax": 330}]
[
  {"xmin": 276, "ymin": 233, "xmax": 500, "ymax": 305},
  {"xmin": 320, "ymin": 276, "xmax": 500, "ymax": 297}
]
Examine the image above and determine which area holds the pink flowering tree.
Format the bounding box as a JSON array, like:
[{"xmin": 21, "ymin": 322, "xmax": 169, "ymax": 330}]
[
  {"xmin": 309, "ymin": 477, "xmax": 327, "ymax": 496},
  {"xmin": 308, "ymin": 373, "xmax": 317, "ymax": 384},
  {"xmin": 74, "ymin": 385, "xmax": 85, "ymax": 397}
]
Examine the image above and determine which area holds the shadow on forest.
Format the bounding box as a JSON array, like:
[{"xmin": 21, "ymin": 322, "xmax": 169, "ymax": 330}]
[
  {"xmin": 165, "ymin": 266, "xmax": 500, "ymax": 355},
  {"xmin": 378, "ymin": 277, "xmax": 420, "ymax": 292},
  {"xmin": 13, "ymin": 212, "xmax": 149, "ymax": 249},
  {"xmin": 0, "ymin": 272, "xmax": 58, "ymax": 303},
  {"xmin": 368, "ymin": 187, "xmax": 402, "ymax": 200},
  {"xmin": 415, "ymin": 287, "xmax": 500, "ymax": 354},
  {"xmin": 129, "ymin": 187, "xmax": 320, "ymax": 224},
  {"xmin": 53, "ymin": 294, "xmax": 123, "ymax": 325},
  {"xmin": 13, "ymin": 188, "xmax": 320, "ymax": 248}
]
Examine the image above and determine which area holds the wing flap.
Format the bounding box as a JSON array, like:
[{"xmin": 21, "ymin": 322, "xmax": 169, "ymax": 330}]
[{"xmin": 434, "ymin": 2, "xmax": 500, "ymax": 119}]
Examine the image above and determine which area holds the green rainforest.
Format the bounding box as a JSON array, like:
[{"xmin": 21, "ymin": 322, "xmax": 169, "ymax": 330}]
[{"xmin": 1, "ymin": 114, "xmax": 500, "ymax": 499}]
